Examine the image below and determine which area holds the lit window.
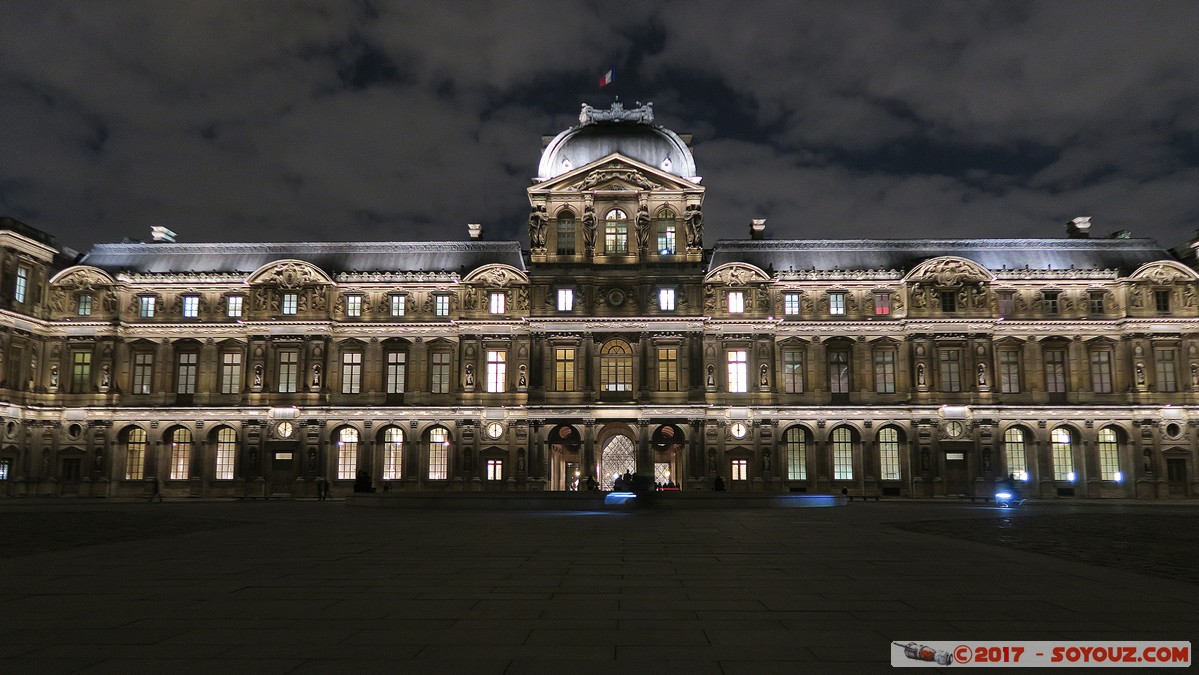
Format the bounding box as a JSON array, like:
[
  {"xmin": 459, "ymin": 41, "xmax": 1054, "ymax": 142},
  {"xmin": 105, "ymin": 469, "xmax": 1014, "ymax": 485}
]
[
  {"xmin": 489, "ymin": 292, "xmax": 506, "ymax": 315},
  {"xmin": 430, "ymin": 352, "xmax": 451, "ymax": 393},
  {"xmin": 386, "ymin": 352, "xmax": 406, "ymax": 394},
  {"xmin": 1004, "ymin": 428, "xmax": 1029, "ymax": 481},
  {"xmin": 77, "ymin": 294, "xmax": 93, "ymax": 316},
  {"xmin": 132, "ymin": 353, "xmax": 153, "ymax": 394},
  {"xmin": 829, "ymin": 292, "xmax": 846, "ymax": 316},
  {"xmin": 71, "ymin": 351, "xmax": 91, "ymax": 392},
  {"xmin": 337, "ymin": 427, "xmax": 358, "ymax": 480},
  {"xmin": 341, "ymin": 352, "xmax": 362, "ymax": 394},
  {"xmin": 783, "ymin": 293, "xmax": 801, "ymax": 316},
  {"xmin": 139, "ymin": 296, "xmax": 156, "ymax": 318},
  {"xmin": 214, "ymin": 427, "xmax": 237, "ymax": 480},
  {"xmin": 727, "ymin": 291, "xmax": 745, "ymax": 314},
  {"xmin": 226, "ymin": 295, "xmax": 243, "ymax": 318},
  {"xmin": 14, "ymin": 267, "xmax": 28, "ymax": 303},
  {"xmin": 730, "ymin": 459, "xmax": 748, "ymax": 481},
  {"xmin": 182, "ymin": 295, "xmax": 200, "ymax": 318},
  {"xmin": 345, "ymin": 295, "xmax": 362, "ymax": 317},
  {"xmin": 557, "ymin": 288, "xmax": 574, "ymax": 312},
  {"xmin": 657, "ymin": 209, "xmax": 676, "ymax": 254},
  {"xmin": 124, "ymin": 428, "xmax": 147, "ymax": 480},
  {"xmin": 282, "ymin": 293, "xmax": 298, "ymax": 315},
  {"xmin": 428, "ymin": 427, "xmax": 449, "ymax": 480},
  {"xmin": 874, "ymin": 292, "xmax": 891, "ymax": 315},
  {"xmin": 486, "ymin": 349, "xmax": 506, "ymax": 393},
  {"xmin": 783, "ymin": 349, "xmax": 804, "ymax": 393},
  {"xmin": 727, "ymin": 349, "xmax": 748, "ymax": 393},
  {"xmin": 1051, "ymin": 427, "xmax": 1074, "ymax": 481},
  {"xmin": 176, "ymin": 352, "xmax": 197, "ymax": 394},
  {"xmin": 487, "ymin": 459, "xmax": 503, "ymax": 481},
  {"xmin": 278, "ymin": 351, "xmax": 298, "ymax": 393},
  {"xmin": 390, "ymin": 295, "xmax": 406, "ymax": 317},
  {"xmin": 1098, "ymin": 428, "xmax": 1120, "ymax": 481},
  {"xmin": 382, "ymin": 428, "xmax": 403, "ymax": 480},
  {"xmin": 554, "ymin": 347, "xmax": 575, "ymax": 391},
  {"xmin": 169, "ymin": 428, "xmax": 192, "ymax": 480},
  {"xmin": 1090, "ymin": 350, "xmax": 1112, "ymax": 393},
  {"xmin": 659, "ymin": 288, "xmax": 675, "ymax": 311},
  {"xmin": 832, "ymin": 427, "xmax": 854, "ymax": 480},
  {"xmin": 600, "ymin": 339, "xmax": 633, "ymax": 392},
  {"xmin": 657, "ymin": 347, "xmax": 677, "ymax": 391},
  {"xmin": 785, "ymin": 427, "xmax": 807, "ymax": 480},
  {"xmin": 605, "ymin": 209, "xmax": 628, "ymax": 254},
  {"xmin": 877, "ymin": 427, "xmax": 901, "ymax": 480},
  {"xmin": 220, "ymin": 352, "xmax": 242, "ymax": 394},
  {"xmin": 434, "ymin": 295, "xmax": 450, "ymax": 317}
]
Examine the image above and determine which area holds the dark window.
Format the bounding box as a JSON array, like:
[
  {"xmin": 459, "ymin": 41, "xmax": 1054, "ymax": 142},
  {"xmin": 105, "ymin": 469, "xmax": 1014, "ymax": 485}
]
[
  {"xmin": 940, "ymin": 291, "xmax": 956, "ymax": 313},
  {"xmin": 1089, "ymin": 292, "xmax": 1105, "ymax": 315},
  {"xmin": 1044, "ymin": 291, "xmax": 1059, "ymax": 314},
  {"xmin": 1155, "ymin": 290, "xmax": 1171, "ymax": 313},
  {"xmin": 556, "ymin": 212, "xmax": 576, "ymax": 255}
]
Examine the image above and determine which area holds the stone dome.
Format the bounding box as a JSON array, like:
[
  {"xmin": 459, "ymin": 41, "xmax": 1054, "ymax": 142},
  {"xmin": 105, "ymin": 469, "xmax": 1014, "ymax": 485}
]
[{"xmin": 537, "ymin": 102, "xmax": 698, "ymax": 182}]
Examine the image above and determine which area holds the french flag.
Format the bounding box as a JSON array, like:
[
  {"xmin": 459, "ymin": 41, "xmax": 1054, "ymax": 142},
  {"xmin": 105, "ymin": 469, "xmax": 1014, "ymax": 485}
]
[{"xmin": 599, "ymin": 68, "xmax": 615, "ymax": 88}]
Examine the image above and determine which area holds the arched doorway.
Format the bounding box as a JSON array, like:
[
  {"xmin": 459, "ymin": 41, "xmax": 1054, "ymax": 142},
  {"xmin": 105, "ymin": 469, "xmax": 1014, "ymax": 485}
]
[{"xmin": 600, "ymin": 434, "xmax": 635, "ymax": 490}]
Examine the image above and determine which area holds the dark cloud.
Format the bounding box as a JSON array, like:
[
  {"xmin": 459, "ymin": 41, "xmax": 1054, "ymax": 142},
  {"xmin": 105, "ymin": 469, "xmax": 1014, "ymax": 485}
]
[{"xmin": 0, "ymin": 0, "xmax": 1195, "ymax": 253}]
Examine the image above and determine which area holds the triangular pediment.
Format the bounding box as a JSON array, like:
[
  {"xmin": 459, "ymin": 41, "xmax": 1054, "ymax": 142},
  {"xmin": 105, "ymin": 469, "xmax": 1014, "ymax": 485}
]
[{"xmin": 531, "ymin": 153, "xmax": 703, "ymax": 195}]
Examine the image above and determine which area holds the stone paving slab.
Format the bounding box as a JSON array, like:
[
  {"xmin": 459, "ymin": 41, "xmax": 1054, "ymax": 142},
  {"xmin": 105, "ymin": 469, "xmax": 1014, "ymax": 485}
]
[{"xmin": 0, "ymin": 499, "xmax": 1195, "ymax": 673}]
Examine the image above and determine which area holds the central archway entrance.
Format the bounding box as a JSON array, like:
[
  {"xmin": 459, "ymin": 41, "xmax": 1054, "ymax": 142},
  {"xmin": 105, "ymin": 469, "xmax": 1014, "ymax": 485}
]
[{"xmin": 600, "ymin": 434, "xmax": 636, "ymax": 490}]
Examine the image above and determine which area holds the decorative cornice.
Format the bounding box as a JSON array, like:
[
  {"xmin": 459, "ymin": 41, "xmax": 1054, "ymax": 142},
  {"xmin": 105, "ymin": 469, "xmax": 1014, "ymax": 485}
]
[{"xmin": 335, "ymin": 271, "xmax": 459, "ymax": 283}]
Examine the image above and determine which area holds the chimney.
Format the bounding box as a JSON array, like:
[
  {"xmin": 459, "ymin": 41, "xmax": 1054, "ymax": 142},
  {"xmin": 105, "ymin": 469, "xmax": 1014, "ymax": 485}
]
[
  {"xmin": 750, "ymin": 219, "xmax": 766, "ymax": 240},
  {"xmin": 467, "ymin": 223, "xmax": 482, "ymax": 240},
  {"xmin": 1066, "ymin": 216, "xmax": 1091, "ymax": 239},
  {"xmin": 150, "ymin": 226, "xmax": 177, "ymax": 243}
]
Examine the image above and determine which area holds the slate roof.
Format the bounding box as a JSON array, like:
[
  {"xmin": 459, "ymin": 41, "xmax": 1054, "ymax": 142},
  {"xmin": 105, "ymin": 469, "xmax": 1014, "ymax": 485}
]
[
  {"xmin": 708, "ymin": 239, "xmax": 1175, "ymax": 276},
  {"xmin": 80, "ymin": 241, "xmax": 526, "ymax": 276}
]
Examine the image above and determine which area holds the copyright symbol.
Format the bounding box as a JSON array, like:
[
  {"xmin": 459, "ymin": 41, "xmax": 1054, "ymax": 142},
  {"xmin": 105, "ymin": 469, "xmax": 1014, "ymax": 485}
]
[{"xmin": 955, "ymin": 645, "xmax": 972, "ymax": 664}]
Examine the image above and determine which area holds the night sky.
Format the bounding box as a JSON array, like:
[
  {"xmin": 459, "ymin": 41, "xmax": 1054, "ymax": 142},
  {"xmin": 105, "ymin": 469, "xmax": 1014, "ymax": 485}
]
[{"xmin": 1, "ymin": 1, "xmax": 1196, "ymax": 253}]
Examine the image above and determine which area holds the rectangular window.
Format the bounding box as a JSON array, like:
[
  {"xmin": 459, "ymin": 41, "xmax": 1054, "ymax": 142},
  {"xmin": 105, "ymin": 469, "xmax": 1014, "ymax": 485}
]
[
  {"xmin": 430, "ymin": 352, "xmax": 451, "ymax": 393},
  {"xmin": 1098, "ymin": 431, "xmax": 1120, "ymax": 481},
  {"xmin": 605, "ymin": 222, "xmax": 627, "ymax": 254},
  {"xmin": 282, "ymin": 292, "xmax": 298, "ymax": 315},
  {"xmin": 132, "ymin": 353, "xmax": 153, "ymax": 394},
  {"xmin": 486, "ymin": 350, "xmax": 506, "ymax": 393},
  {"xmin": 878, "ymin": 433, "xmax": 901, "ymax": 481},
  {"xmin": 1089, "ymin": 291, "xmax": 1105, "ymax": 315},
  {"xmin": 940, "ymin": 291, "xmax": 956, "ymax": 313},
  {"xmin": 176, "ymin": 352, "xmax": 197, "ymax": 394},
  {"xmin": 428, "ymin": 428, "xmax": 449, "ymax": 480},
  {"xmin": 1090, "ymin": 350, "xmax": 1113, "ymax": 393},
  {"xmin": 783, "ymin": 350, "xmax": 804, "ymax": 394},
  {"xmin": 489, "ymin": 292, "xmax": 506, "ymax": 315},
  {"xmin": 657, "ymin": 347, "xmax": 678, "ymax": 391},
  {"xmin": 998, "ymin": 291, "xmax": 1014, "ymax": 317},
  {"xmin": 390, "ymin": 295, "xmax": 406, "ymax": 317},
  {"xmin": 278, "ymin": 350, "xmax": 298, "ymax": 393},
  {"xmin": 341, "ymin": 352, "xmax": 362, "ymax": 394},
  {"xmin": 658, "ymin": 288, "xmax": 675, "ymax": 311},
  {"xmin": 727, "ymin": 291, "xmax": 745, "ymax": 314},
  {"xmin": 783, "ymin": 293, "xmax": 801, "ymax": 316},
  {"xmin": 434, "ymin": 295, "xmax": 450, "ymax": 317},
  {"xmin": 345, "ymin": 295, "xmax": 362, "ymax": 317},
  {"xmin": 939, "ymin": 349, "xmax": 961, "ymax": 392},
  {"xmin": 1155, "ymin": 348, "xmax": 1177, "ymax": 392},
  {"xmin": 182, "ymin": 295, "xmax": 199, "ymax": 318},
  {"xmin": 557, "ymin": 288, "xmax": 574, "ymax": 312},
  {"xmin": 1044, "ymin": 291, "xmax": 1059, "ymax": 315},
  {"xmin": 14, "ymin": 267, "xmax": 28, "ymax": 303},
  {"xmin": 226, "ymin": 295, "xmax": 243, "ymax": 318},
  {"xmin": 71, "ymin": 351, "xmax": 92, "ymax": 392},
  {"xmin": 139, "ymin": 296, "xmax": 156, "ymax": 318},
  {"xmin": 786, "ymin": 430, "xmax": 807, "ymax": 480},
  {"xmin": 125, "ymin": 434, "xmax": 146, "ymax": 481},
  {"xmin": 486, "ymin": 459, "xmax": 503, "ymax": 481},
  {"xmin": 1155, "ymin": 290, "xmax": 1171, "ymax": 313},
  {"xmin": 727, "ymin": 349, "xmax": 748, "ymax": 393},
  {"xmin": 657, "ymin": 224, "xmax": 676, "ymax": 254},
  {"xmin": 730, "ymin": 459, "xmax": 748, "ymax": 481},
  {"xmin": 999, "ymin": 349, "xmax": 1021, "ymax": 393},
  {"xmin": 829, "ymin": 292, "xmax": 846, "ymax": 316},
  {"xmin": 1044, "ymin": 348, "xmax": 1067, "ymax": 393},
  {"xmin": 214, "ymin": 430, "xmax": 237, "ymax": 480},
  {"xmin": 832, "ymin": 430, "xmax": 854, "ymax": 480},
  {"xmin": 554, "ymin": 347, "xmax": 575, "ymax": 391},
  {"xmin": 874, "ymin": 350, "xmax": 896, "ymax": 393},
  {"xmin": 220, "ymin": 352, "xmax": 242, "ymax": 394},
  {"xmin": 1005, "ymin": 429, "xmax": 1029, "ymax": 481},
  {"xmin": 874, "ymin": 292, "xmax": 891, "ymax": 316},
  {"xmin": 828, "ymin": 350, "xmax": 850, "ymax": 394},
  {"xmin": 386, "ymin": 352, "xmax": 406, "ymax": 394},
  {"xmin": 77, "ymin": 294, "xmax": 93, "ymax": 316},
  {"xmin": 557, "ymin": 219, "xmax": 576, "ymax": 255}
]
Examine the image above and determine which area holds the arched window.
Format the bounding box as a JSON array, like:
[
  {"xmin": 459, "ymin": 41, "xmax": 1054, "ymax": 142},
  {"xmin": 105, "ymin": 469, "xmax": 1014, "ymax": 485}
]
[
  {"xmin": 656, "ymin": 208, "xmax": 676, "ymax": 254},
  {"xmin": 169, "ymin": 428, "xmax": 193, "ymax": 480},
  {"xmin": 1003, "ymin": 427, "xmax": 1029, "ymax": 481},
  {"xmin": 878, "ymin": 427, "xmax": 901, "ymax": 480},
  {"xmin": 556, "ymin": 210, "xmax": 576, "ymax": 255},
  {"xmin": 1097, "ymin": 427, "xmax": 1121, "ymax": 481},
  {"xmin": 124, "ymin": 428, "xmax": 147, "ymax": 480},
  {"xmin": 605, "ymin": 209, "xmax": 628, "ymax": 254},
  {"xmin": 337, "ymin": 427, "xmax": 359, "ymax": 480},
  {"xmin": 383, "ymin": 427, "xmax": 404, "ymax": 480},
  {"xmin": 1051, "ymin": 427, "xmax": 1075, "ymax": 481},
  {"xmin": 214, "ymin": 427, "xmax": 237, "ymax": 480},
  {"xmin": 600, "ymin": 339, "xmax": 633, "ymax": 392},
  {"xmin": 785, "ymin": 427, "xmax": 808, "ymax": 480},
  {"xmin": 428, "ymin": 427, "xmax": 449, "ymax": 480},
  {"xmin": 832, "ymin": 427, "xmax": 854, "ymax": 480}
]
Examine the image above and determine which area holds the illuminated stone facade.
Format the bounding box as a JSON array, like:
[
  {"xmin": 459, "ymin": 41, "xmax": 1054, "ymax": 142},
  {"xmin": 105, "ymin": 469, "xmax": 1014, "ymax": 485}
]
[{"xmin": 1, "ymin": 103, "xmax": 1197, "ymax": 499}]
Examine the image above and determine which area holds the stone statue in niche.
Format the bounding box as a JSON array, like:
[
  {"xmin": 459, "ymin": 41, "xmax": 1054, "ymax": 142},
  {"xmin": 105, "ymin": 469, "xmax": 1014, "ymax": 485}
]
[
  {"xmin": 311, "ymin": 365, "xmax": 321, "ymax": 387},
  {"xmin": 518, "ymin": 365, "xmax": 527, "ymax": 388},
  {"xmin": 1191, "ymin": 363, "xmax": 1198, "ymax": 388},
  {"xmin": 101, "ymin": 364, "xmax": 111, "ymax": 387},
  {"xmin": 977, "ymin": 363, "xmax": 987, "ymax": 386},
  {"xmin": 517, "ymin": 449, "xmax": 526, "ymax": 472},
  {"xmin": 1136, "ymin": 362, "xmax": 1146, "ymax": 386},
  {"xmin": 706, "ymin": 364, "xmax": 716, "ymax": 387},
  {"xmin": 464, "ymin": 364, "xmax": 474, "ymax": 387},
  {"xmin": 50, "ymin": 366, "xmax": 59, "ymax": 388},
  {"xmin": 708, "ymin": 448, "xmax": 716, "ymax": 473},
  {"xmin": 762, "ymin": 448, "xmax": 771, "ymax": 472},
  {"xmin": 254, "ymin": 364, "xmax": 263, "ymax": 387},
  {"xmin": 916, "ymin": 362, "xmax": 926, "ymax": 386},
  {"xmin": 760, "ymin": 364, "xmax": 769, "ymax": 386}
]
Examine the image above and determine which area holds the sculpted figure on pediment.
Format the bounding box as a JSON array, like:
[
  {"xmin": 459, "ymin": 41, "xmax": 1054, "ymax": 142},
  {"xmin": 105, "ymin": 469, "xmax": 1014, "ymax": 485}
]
[
  {"xmin": 910, "ymin": 257, "xmax": 989, "ymax": 287},
  {"xmin": 703, "ymin": 286, "xmax": 716, "ymax": 312},
  {"xmin": 1183, "ymin": 285, "xmax": 1197, "ymax": 308},
  {"xmin": 891, "ymin": 292, "xmax": 904, "ymax": 314},
  {"xmin": 516, "ymin": 287, "xmax": 529, "ymax": 310},
  {"xmin": 1141, "ymin": 263, "xmax": 1189, "ymax": 285},
  {"xmin": 264, "ymin": 262, "xmax": 324, "ymax": 289},
  {"xmin": 310, "ymin": 289, "xmax": 327, "ymax": 313},
  {"xmin": 50, "ymin": 290, "xmax": 67, "ymax": 313},
  {"xmin": 1129, "ymin": 287, "xmax": 1145, "ymax": 308},
  {"xmin": 573, "ymin": 169, "xmax": 658, "ymax": 192},
  {"xmin": 911, "ymin": 285, "xmax": 928, "ymax": 309},
  {"xmin": 463, "ymin": 289, "xmax": 478, "ymax": 310},
  {"xmin": 103, "ymin": 291, "xmax": 117, "ymax": 312},
  {"xmin": 971, "ymin": 284, "xmax": 988, "ymax": 309}
]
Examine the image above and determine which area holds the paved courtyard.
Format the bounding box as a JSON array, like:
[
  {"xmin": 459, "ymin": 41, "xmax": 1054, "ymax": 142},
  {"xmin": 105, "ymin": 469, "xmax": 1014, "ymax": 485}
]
[{"xmin": 0, "ymin": 498, "xmax": 1195, "ymax": 674}]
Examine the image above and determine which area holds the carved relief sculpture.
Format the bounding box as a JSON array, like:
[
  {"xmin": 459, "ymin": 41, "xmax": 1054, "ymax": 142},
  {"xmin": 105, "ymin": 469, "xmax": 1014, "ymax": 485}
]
[
  {"xmin": 636, "ymin": 205, "xmax": 651, "ymax": 253},
  {"xmin": 529, "ymin": 205, "xmax": 548, "ymax": 251},
  {"xmin": 582, "ymin": 205, "xmax": 596, "ymax": 253}
]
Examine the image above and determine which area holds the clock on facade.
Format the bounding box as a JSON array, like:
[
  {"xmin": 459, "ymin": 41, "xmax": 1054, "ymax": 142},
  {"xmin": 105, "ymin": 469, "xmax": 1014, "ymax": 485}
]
[
  {"xmin": 484, "ymin": 422, "xmax": 504, "ymax": 440},
  {"xmin": 945, "ymin": 421, "xmax": 965, "ymax": 438},
  {"xmin": 729, "ymin": 421, "xmax": 748, "ymax": 439},
  {"xmin": 275, "ymin": 421, "xmax": 295, "ymax": 439}
]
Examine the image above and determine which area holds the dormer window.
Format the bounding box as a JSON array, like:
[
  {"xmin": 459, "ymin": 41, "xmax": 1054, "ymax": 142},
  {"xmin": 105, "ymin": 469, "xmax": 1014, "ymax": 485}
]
[
  {"xmin": 282, "ymin": 292, "xmax": 298, "ymax": 315},
  {"xmin": 77, "ymin": 294, "xmax": 93, "ymax": 317},
  {"xmin": 14, "ymin": 266, "xmax": 28, "ymax": 303},
  {"xmin": 829, "ymin": 292, "xmax": 846, "ymax": 316},
  {"xmin": 605, "ymin": 209, "xmax": 628, "ymax": 255},
  {"xmin": 345, "ymin": 295, "xmax": 362, "ymax": 318},
  {"xmin": 727, "ymin": 291, "xmax": 745, "ymax": 314},
  {"xmin": 390, "ymin": 294, "xmax": 406, "ymax": 317},
  {"xmin": 1043, "ymin": 291, "xmax": 1059, "ymax": 315},
  {"xmin": 139, "ymin": 296, "xmax": 156, "ymax": 318},
  {"xmin": 557, "ymin": 288, "xmax": 574, "ymax": 312},
  {"xmin": 940, "ymin": 291, "xmax": 956, "ymax": 313},
  {"xmin": 1155, "ymin": 290, "xmax": 1171, "ymax": 313},
  {"xmin": 182, "ymin": 295, "xmax": 200, "ymax": 319},
  {"xmin": 659, "ymin": 288, "xmax": 676, "ymax": 311},
  {"xmin": 226, "ymin": 295, "xmax": 243, "ymax": 318},
  {"xmin": 489, "ymin": 292, "xmax": 506, "ymax": 315}
]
